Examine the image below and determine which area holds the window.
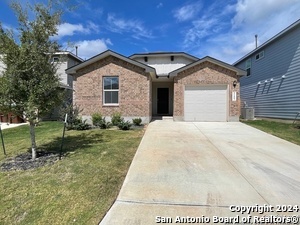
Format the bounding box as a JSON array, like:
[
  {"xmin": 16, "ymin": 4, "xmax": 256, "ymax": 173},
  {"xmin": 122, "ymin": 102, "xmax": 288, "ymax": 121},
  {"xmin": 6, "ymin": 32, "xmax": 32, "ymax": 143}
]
[
  {"xmin": 245, "ymin": 58, "xmax": 251, "ymax": 76},
  {"xmin": 103, "ymin": 77, "xmax": 119, "ymax": 105},
  {"xmin": 52, "ymin": 57, "xmax": 59, "ymax": 63},
  {"xmin": 255, "ymin": 51, "xmax": 264, "ymax": 61}
]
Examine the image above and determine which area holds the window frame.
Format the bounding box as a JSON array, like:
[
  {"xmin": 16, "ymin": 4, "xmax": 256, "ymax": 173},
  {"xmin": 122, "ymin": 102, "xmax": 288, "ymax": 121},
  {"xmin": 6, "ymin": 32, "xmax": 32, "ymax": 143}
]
[
  {"xmin": 245, "ymin": 58, "xmax": 251, "ymax": 77},
  {"xmin": 255, "ymin": 51, "xmax": 264, "ymax": 61},
  {"xmin": 103, "ymin": 76, "xmax": 119, "ymax": 106},
  {"xmin": 52, "ymin": 57, "xmax": 59, "ymax": 63}
]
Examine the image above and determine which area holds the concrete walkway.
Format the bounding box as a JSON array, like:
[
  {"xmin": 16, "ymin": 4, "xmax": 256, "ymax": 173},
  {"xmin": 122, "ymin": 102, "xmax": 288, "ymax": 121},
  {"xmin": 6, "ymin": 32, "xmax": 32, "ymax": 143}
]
[
  {"xmin": 0, "ymin": 123, "xmax": 27, "ymax": 130},
  {"xmin": 100, "ymin": 121, "xmax": 300, "ymax": 224}
]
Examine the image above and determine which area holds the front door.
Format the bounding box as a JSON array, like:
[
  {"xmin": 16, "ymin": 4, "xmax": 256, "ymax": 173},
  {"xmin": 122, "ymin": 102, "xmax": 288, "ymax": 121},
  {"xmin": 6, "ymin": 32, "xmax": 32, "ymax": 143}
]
[{"xmin": 157, "ymin": 88, "xmax": 169, "ymax": 114}]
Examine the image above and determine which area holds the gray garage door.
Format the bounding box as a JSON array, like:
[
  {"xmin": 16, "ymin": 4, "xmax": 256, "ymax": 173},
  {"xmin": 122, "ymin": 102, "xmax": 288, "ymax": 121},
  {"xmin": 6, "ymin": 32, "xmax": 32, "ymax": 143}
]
[{"xmin": 184, "ymin": 85, "xmax": 228, "ymax": 121}]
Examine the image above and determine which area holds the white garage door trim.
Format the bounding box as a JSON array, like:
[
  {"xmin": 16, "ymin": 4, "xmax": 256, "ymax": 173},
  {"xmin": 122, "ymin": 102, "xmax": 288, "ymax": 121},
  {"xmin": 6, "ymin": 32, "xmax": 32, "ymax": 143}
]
[{"xmin": 184, "ymin": 85, "xmax": 228, "ymax": 122}]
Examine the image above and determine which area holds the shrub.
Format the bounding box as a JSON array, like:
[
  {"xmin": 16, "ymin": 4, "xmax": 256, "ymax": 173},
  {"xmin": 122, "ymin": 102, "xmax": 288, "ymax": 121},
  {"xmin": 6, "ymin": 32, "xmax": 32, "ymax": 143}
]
[
  {"xmin": 74, "ymin": 119, "xmax": 91, "ymax": 130},
  {"xmin": 60, "ymin": 103, "xmax": 82, "ymax": 125},
  {"xmin": 92, "ymin": 113, "xmax": 103, "ymax": 126},
  {"xmin": 60, "ymin": 103, "xmax": 90, "ymax": 130},
  {"xmin": 66, "ymin": 118, "xmax": 91, "ymax": 130},
  {"xmin": 117, "ymin": 119, "xmax": 132, "ymax": 130},
  {"xmin": 111, "ymin": 112, "xmax": 122, "ymax": 126},
  {"xmin": 132, "ymin": 118, "xmax": 142, "ymax": 126},
  {"xmin": 92, "ymin": 113, "xmax": 111, "ymax": 129}
]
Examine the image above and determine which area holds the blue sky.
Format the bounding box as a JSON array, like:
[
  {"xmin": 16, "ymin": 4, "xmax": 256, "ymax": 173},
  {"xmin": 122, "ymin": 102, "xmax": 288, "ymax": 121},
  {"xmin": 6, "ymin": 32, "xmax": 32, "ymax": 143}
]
[{"xmin": 0, "ymin": 0, "xmax": 300, "ymax": 63}]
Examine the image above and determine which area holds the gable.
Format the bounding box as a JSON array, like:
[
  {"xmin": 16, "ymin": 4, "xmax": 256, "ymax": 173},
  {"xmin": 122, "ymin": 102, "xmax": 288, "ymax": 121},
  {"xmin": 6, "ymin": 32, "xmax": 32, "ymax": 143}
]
[
  {"xmin": 170, "ymin": 56, "xmax": 246, "ymax": 78},
  {"xmin": 66, "ymin": 50, "xmax": 155, "ymax": 75},
  {"xmin": 75, "ymin": 55, "xmax": 150, "ymax": 79}
]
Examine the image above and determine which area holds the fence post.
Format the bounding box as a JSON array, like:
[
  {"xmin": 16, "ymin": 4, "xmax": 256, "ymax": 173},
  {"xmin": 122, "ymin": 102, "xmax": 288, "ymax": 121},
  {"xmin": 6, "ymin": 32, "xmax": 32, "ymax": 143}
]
[{"xmin": 59, "ymin": 114, "xmax": 68, "ymax": 160}]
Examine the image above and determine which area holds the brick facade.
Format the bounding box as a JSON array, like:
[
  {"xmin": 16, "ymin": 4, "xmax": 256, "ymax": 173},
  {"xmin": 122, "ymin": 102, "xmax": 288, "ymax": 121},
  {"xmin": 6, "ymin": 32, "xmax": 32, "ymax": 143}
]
[
  {"xmin": 173, "ymin": 61, "xmax": 240, "ymax": 121},
  {"xmin": 73, "ymin": 56, "xmax": 152, "ymax": 122},
  {"xmin": 69, "ymin": 51, "xmax": 244, "ymax": 123}
]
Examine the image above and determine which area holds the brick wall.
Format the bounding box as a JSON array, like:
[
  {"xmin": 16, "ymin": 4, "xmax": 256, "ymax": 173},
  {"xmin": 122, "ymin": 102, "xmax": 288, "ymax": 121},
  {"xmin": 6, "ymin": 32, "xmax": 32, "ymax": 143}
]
[
  {"xmin": 173, "ymin": 61, "xmax": 240, "ymax": 121},
  {"xmin": 72, "ymin": 56, "xmax": 151, "ymax": 122}
]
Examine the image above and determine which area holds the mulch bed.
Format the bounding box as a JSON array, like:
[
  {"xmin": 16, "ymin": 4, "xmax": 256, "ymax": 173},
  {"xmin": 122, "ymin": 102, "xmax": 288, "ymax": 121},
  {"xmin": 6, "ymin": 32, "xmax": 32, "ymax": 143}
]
[{"xmin": 1, "ymin": 151, "xmax": 60, "ymax": 172}]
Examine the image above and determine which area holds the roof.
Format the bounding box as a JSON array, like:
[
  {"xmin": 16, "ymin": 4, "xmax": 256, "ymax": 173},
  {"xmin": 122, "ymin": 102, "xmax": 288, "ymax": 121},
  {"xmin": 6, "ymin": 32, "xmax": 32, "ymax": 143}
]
[
  {"xmin": 53, "ymin": 51, "xmax": 84, "ymax": 63},
  {"xmin": 233, "ymin": 19, "xmax": 300, "ymax": 65},
  {"xmin": 169, "ymin": 56, "xmax": 246, "ymax": 77},
  {"xmin": 129, "ymin": 52, "xmax": 199, "ymax": 61},
  {"xmin": 66, "ymin": 50, "xmax": 156, "ymax": 74}
]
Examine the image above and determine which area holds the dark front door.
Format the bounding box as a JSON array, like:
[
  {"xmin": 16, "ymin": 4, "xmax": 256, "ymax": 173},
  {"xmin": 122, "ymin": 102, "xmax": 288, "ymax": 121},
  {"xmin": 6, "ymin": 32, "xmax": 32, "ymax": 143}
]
[{"xmin": 157, "ymin": 88, "xmax": 169, "ymax": 114}]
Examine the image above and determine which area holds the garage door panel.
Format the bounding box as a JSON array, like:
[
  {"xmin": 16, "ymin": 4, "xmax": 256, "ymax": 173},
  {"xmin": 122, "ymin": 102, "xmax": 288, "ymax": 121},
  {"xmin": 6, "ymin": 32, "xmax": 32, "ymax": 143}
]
[{"xmin": 184, "ymin": 85, "xmax": 227, "ymax": 122}]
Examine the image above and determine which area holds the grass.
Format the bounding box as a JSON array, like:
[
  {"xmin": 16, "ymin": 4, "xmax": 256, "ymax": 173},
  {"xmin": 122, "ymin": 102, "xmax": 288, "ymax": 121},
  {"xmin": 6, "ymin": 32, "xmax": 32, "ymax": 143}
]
[
  {"xmin": 242, "ymin": 119, "xmax": 300, "ymax": 145},
  {"xmin": 0, "ymin": 122, "xmax": 145, "ymax": 225}
]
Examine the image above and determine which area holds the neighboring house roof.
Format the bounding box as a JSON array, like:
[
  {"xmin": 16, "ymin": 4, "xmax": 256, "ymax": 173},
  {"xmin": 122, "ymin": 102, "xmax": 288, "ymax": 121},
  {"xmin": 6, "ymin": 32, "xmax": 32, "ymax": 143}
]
[
  {"xmin": 59, "ymin": 82, "xmax": 73, "ymax": 90},
  {"xmin": 66, "ymin": 50, "xmax": 156, "ymax": 74},
  {"xmin": 169, "ymin": 56, "xmax": 246, "ymax": 77},
  {"xmin": 53, "ymin": 51, "xmax": 84, "ymax": 63},
  {"xmin": 129, "ymin": 52, "xmax": 199, "ymax": 61},
  {"xmin": 233, "ymin": 19, "xmax": 300, "ymax": 65}
]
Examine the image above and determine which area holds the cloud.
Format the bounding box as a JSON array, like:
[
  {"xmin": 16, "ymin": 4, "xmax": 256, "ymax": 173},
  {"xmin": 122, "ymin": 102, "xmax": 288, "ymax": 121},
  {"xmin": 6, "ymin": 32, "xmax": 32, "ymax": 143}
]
[
  {"xmin": 183, "ymin": 18, "xmax": 219, "ymax": 47},
  {"xmin": 69, "ymin": 39, "xmax": 112, "ymax": 60},
  {"xmin": 173, "ymin": 2, "xmax": 203, "ymax": 22},
  {"xmin": 157, "ymin": 3, "xmax": 163, "ymax": 9},
  {"xmin": 180, "ymin": 0, "xmax": 300, "ymax": 64},
  {"xmin": 107, "ymin": 14, "xmax": 153, "ymax": 39},
  {"xmin": 56, "ymin": 22, "xmax": 100, "ymax": 38},
  {"xmin": 232, "ymin": 0, "xmax": 299, "ymax": 29}
]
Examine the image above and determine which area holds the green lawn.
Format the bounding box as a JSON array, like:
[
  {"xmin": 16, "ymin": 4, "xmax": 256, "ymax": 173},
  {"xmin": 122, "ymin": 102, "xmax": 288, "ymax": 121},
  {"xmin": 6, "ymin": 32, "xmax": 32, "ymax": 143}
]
[
  {"xmin": 242, "ymin": 119, "xmax": 300, "ymax": 145},
  {"xmin": 0, "ymin": 122, "xmax": 145, "ymax": 225}
]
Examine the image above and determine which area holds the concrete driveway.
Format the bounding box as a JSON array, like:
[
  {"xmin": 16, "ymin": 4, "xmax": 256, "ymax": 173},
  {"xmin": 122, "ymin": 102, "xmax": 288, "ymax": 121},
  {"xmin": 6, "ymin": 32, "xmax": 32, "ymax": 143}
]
[{"xmin": 100, "ymin": 121, "xmax": 300, "ymax": 224}]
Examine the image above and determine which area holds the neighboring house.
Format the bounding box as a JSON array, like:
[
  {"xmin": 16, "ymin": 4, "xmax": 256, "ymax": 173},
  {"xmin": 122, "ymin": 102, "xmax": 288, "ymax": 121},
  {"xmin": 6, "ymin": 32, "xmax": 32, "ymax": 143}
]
[
  {"xmin": 0, "ymin": 54, "xmax": 4, "ymax": 74},
  {"xmin": 0, "ymin": 51, "xmax": 83, "ymax": 122},
  {"xmin": 44, "ymin": 51, "xmax": 83, "ymax": 120},
  {"xmin": 234, "ymin": 19, "xmax": 300, "ymax": 120},
  {"xmin": 66, "ymin": 50, "xmax": 245, "ymax": 123},
  {"xmin": 51, "ymin": 51, "xmax": 84, "ymax": 89}
]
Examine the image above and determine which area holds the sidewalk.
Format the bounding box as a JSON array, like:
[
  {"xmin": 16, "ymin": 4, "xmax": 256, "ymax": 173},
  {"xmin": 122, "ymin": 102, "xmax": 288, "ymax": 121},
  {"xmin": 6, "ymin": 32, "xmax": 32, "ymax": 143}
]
[{"xmin": 0, "ymin": 123, "xmax": 28, "ymax": 130}]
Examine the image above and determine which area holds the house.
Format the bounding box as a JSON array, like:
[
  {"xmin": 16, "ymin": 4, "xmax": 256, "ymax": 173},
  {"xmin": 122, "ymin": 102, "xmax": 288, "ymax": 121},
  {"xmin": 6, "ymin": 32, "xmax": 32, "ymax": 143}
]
[
  {"xmin": 66, "ymin": 50, "xmax": 246, "ymax": 123},
  {"xmin": 0, "ymin": 51, "xmax": 83, "ymax": 122},
  {"xmin": 43, "ymin": 51, "xmax": 83, "ymax": 120},
  {"xmin": 0, "ymin": 51, "xmax": 83, "ymax": 87},
  {"xmin": 0, "ymin": 54, "xmax": 4, "ymax": 73},
  {"xmin": 234, "ymin": 19, "xmax": 300, "ymax": 120},
  {"xmin": 51, "ymin": 51, "xmax": 84, "ymax": 89}
]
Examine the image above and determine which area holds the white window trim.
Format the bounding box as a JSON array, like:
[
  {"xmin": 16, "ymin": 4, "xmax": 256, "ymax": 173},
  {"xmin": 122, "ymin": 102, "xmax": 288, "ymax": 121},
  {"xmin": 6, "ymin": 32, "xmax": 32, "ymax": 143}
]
[
  {"xmin": 103, "ymin": 76, "xmax": 119, "ymax": 106},
  {"xmin": 52, "ymin": 57, "xmax": 59, "ymax": 62},
  {"xmin": 245, "ymin": 58, "xmax": 251, "ymax": 77},
  {"xmin": 255, "ymin": 51, "xmax": 265, "ymax": 61}
]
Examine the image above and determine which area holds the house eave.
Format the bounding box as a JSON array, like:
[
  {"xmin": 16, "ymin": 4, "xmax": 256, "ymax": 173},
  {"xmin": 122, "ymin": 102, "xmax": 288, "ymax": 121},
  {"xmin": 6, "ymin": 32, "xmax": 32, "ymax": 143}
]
[
  {"xmin": 169, "ymin": 56, "xmax": 246, "ymax": 77},
  {"xmin": 66, "ymin": 50, "xmax": 156, "ymax": 75},
  {"xmin": 52, "ymin": 51, "xmax": 84, "ymax": 63},
  {"xmin": 129, "ymin": 52, "xmax": 199, "ymax": 62}
]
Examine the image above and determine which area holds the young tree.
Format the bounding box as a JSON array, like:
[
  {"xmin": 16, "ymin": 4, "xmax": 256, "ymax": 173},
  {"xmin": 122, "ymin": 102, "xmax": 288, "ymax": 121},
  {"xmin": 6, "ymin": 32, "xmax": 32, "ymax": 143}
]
[{"xmin": 0, "ymin": 1, "xmax": 64, "ymax": 160}]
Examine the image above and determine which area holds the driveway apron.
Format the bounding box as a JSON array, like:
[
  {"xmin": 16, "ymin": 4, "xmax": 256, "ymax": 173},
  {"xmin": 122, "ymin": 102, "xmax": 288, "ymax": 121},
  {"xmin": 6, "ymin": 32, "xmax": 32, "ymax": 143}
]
[{"xmin": 100, "ymin": 121, "xmax": 300, "ymax": 224}]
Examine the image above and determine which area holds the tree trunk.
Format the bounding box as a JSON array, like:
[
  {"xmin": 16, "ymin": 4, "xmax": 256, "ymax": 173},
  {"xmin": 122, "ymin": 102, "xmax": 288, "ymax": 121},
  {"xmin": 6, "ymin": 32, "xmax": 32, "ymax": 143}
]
[{"xmin": 29, "ymin": 121, "xmax": 37, "ymax": 160}]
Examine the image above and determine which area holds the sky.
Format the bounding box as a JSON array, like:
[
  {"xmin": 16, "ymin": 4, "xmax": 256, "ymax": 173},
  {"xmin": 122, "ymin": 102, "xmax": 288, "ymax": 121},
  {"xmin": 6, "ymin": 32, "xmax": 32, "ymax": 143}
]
[{"xmin": 0, "ymin": 0, "xmax": 299, "ymax": 64}]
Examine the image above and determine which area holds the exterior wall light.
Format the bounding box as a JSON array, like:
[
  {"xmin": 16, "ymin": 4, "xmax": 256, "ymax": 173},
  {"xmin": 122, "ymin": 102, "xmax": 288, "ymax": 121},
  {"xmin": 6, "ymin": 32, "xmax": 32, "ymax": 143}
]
[
  {"xmin": 270, "ymin": 78, "xmax": 274, "ymax": 82},
  {"xmin": 282, "ymin": 75, "xmax": 286, "ymax": 79},
  {"xmin": 265, "ymin": 80, "xmax": 268, "ymax": 83},
  {"xmin": 257, "ymin": 81, "xmax": 261, "ymax": 85},
  {"xmin": 233, "ymin": 80, "xmax": 237, "ymax": 88}
]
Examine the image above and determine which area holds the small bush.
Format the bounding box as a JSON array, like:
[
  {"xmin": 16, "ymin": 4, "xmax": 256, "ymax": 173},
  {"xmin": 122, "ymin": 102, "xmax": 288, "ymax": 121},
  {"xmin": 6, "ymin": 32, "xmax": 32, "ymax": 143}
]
[
  {"xmin": 117, "ymin": 119, "xmax": 132, "ymax": 130},
  {"xmin": 74, "ymin": 120, "xmax": 91, "ymax": 130},
  {"xmin": 60, "ymin": 103, "xmax": 82, "ymax": 125},
  {"xmin": 92, "ymin": 113, "xmax": 111, "ymax": 129},
  {"xmin": 92, "ymin": 113, "xmax": 103, "ymax": 126},
  {"xmin": 132, "ymin": 118, "xmax": 142, "ymax": 126},
  {"xmin": 66, "ymin": 118, "xmax": 91, "ymax": 130},
  {"xmin": 111, "ymin": 112, "xmax": 122, "ymax": 126}
]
